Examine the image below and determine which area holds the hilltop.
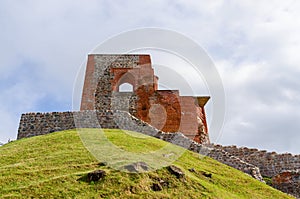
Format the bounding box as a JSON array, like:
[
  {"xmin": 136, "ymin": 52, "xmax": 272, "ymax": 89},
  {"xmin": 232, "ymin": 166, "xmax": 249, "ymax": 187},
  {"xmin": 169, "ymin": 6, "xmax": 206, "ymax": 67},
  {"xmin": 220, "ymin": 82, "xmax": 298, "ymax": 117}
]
[{"xmin": 0, "ymin": 129, "xmax": 294, "ymax": 198}]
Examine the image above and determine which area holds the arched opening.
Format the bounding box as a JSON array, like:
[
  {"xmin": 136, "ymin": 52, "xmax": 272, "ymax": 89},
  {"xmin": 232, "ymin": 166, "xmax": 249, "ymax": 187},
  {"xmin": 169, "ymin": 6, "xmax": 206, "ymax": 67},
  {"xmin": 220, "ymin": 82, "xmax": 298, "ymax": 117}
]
[
  {"xmin": 118, "ymin": 82, "xmax": 133, "ymax": 92},
  {"xmin": 112, "ymin": 70, "xmax": 136, "ymax": 92}
]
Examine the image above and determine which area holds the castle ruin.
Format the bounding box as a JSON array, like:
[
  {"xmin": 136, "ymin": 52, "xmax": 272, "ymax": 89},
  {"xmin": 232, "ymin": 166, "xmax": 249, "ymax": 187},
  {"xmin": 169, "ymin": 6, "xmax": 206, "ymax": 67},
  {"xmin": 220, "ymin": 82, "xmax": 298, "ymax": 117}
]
[
  {"xmin": 81, "ymin": 54, "xmax": 210, "ymax": 144},
  {"xmin": 17, "ymin": 54, "xmax": 299, "ymax": 198}
]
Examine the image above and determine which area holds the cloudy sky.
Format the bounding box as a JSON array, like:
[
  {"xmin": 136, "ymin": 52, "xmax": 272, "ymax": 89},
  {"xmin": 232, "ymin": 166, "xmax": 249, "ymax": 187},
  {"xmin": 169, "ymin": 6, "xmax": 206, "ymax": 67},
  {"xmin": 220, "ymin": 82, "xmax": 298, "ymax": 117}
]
[{"xmin": 1, "ymin": 0, "xmax": 299, "ymax": 153}]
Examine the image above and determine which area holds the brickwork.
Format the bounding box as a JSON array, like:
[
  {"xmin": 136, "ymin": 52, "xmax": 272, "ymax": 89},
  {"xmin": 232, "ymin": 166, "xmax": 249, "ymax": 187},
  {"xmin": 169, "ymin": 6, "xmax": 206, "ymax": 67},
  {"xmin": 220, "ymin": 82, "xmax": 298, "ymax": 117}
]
[
  {"xmin": 80, "ymin": 55, "xmax": 96, "ymax": 110},
  {"xmin": 81, "ymin": 54, "xmax": 210, "ymax": 144}
]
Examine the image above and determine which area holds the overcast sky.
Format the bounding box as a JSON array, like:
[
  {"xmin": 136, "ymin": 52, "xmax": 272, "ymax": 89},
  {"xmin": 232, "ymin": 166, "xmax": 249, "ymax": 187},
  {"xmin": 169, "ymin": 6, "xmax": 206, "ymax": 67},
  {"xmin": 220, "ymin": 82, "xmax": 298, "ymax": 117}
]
[{"xmin": 0, "ymin": 0, "xmax": 299, "ymax": 154}]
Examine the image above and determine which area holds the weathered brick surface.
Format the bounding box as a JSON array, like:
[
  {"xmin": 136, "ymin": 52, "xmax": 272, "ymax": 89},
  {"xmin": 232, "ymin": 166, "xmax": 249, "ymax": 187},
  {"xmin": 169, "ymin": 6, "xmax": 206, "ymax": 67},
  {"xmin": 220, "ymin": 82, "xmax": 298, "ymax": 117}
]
[
  {"xmin": 80, "ymin": 55, "xmax": 96, "ymax": 110},
  {"xmin": 81, "ymin": 54, "xmax": 210, "ymax": 144},
  {"xmin": 272, "ymin": 170, "xmax": 300, "ymax": 198}
]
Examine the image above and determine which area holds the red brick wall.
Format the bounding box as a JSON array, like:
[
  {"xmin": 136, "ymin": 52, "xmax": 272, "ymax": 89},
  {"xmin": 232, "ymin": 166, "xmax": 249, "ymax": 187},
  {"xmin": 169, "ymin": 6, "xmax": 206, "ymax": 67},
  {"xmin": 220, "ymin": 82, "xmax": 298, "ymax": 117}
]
[
  {"xmin": 179, "ymin": 96, "xmax": 198, "ymax": 140},
  {"xmin": 80, "ymin": 55, "xmax": 95, "ymax": 110},
  {"xmin": 80, "ymin": 54, "xmax": 210, "ymax": 144},
  {"xmin": 148, "ymin": 90, "xmax": 181, "ymax": 133}
]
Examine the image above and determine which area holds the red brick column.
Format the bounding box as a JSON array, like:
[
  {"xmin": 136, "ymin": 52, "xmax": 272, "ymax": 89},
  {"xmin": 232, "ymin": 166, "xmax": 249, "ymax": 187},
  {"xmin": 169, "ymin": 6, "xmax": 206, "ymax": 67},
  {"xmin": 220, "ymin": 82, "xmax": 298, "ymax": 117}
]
[{"xmin": 80, "ymin": 55, "xmax": 95, "ymax": 110}]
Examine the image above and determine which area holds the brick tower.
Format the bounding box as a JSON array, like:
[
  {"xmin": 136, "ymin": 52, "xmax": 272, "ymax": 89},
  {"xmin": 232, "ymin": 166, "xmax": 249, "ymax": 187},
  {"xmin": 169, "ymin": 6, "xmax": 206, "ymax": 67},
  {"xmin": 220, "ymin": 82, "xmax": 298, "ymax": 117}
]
[{"xmin": 81, "ymin": 54, "xmax": 210, "ymax": 144}]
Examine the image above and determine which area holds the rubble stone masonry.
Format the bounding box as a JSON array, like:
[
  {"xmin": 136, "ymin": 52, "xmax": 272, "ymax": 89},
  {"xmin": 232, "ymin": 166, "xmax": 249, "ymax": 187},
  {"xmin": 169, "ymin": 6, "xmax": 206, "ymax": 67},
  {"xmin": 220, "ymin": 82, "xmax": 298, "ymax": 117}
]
[
  {"xmin": 17, "ymin": 110, "xmax": 263, "ymax": 182},
  {"xmin": 212, "ymin": 145, "xmax": 300, "ymax": 177}
]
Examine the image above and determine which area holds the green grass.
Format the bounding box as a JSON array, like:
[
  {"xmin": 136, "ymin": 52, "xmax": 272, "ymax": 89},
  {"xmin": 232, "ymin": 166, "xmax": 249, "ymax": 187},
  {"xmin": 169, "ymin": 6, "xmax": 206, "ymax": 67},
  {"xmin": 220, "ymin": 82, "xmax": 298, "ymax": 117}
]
[{"xmin": 0, "ymin": 129, "xmax": 293, "ymax": 198}]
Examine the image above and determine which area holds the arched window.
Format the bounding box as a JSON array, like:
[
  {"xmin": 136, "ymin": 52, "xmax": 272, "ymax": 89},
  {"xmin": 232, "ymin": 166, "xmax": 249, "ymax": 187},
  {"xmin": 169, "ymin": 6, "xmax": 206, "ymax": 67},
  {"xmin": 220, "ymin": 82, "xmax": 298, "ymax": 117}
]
[{"xmin": 118, "ymin": 83, "xmax": 133, "ymax": 92}]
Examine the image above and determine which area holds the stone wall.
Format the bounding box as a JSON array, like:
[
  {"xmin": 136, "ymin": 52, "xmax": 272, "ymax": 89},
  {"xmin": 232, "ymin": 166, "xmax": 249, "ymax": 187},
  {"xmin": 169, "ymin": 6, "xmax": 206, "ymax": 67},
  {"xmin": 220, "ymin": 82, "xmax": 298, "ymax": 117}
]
[
  {"xmin": 17, "ymin": 110, "xmax": 263, "ymax": 182},
  {"xmin": 111, "ymin": 92, "xmax": 137, "ymax": 112},
  {"xmin": 211, "ymin": 145, "xmax": 300, "ymax": 178},
  {"xmin": 18, "ymin": 112, "xmax": 76, "ymax": 139},
  {"xmin": 211, "ymin": 144, "xmax": 300, "ymax": 198},
  {"xmin": 272, "ymin": 170, "xmax": 300, "ymax": 198},
  {"xmin": 18, "ymin": 110, "xmax": 157, "ymax": 139},
  {"xmin": 80, "ymin": 54, "xmax": 143, "ymax": 110},
  {"xmin": 154, "ymin": 132, "xmax": 263, "ymax": 181}
]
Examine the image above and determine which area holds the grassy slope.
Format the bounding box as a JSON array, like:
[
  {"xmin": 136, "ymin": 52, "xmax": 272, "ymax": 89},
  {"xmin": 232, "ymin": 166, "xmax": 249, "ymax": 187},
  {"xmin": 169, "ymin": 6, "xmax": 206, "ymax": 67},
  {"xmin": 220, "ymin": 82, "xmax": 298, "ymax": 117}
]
[{"xmin": 0, "ymin": 129, "xmax": 293, "ymax": 199}]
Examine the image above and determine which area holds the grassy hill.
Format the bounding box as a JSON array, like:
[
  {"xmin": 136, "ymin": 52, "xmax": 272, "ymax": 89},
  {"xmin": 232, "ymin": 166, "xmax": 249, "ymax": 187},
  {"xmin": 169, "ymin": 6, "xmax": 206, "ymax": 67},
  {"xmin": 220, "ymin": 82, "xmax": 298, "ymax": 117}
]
[{"xmin": 0, "ymin": 129, "xmax": 294, "ymax": 199}]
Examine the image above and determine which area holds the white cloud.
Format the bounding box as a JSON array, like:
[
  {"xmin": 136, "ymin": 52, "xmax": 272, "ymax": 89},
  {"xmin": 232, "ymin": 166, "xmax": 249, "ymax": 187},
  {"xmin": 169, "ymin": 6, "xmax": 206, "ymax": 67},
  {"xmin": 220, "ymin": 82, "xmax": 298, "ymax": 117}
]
[
  {"xmin": 0, "ymin": 0, "xmax": 299, "ymax": 153},
  {"xmin": 0, "ymin": 76, "xmax": 44, "ymax": 141}
]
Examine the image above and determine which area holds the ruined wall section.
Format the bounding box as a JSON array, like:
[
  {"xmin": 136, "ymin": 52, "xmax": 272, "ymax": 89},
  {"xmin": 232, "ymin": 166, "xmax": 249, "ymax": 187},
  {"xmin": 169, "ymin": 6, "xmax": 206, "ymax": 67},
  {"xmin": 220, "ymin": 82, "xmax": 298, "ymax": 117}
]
[
  {"xmin": 18, "ymin": 111, "xmax": 300, "ymax": 196},
  {"xmin": 80, "ymin": 55, "xmax": 96, "ymax": 110},
  {"xmin": 153, "ymin": 131, "xmax": 263, "ymax": 181},
  {"xmin": 212, "ymin": 145, "xmax": 300, "ymax": 178},
  {"xmin": 17, "ymin": 110, "xmax": 157, "ymax": 139},
  {"xmin": 18, "ymin": 111, "xmax": 92, "ymax": 139},
  {"xmin": 111, "ymin": 92, "xmax": 137, "ymax": 113},
  {"xmin": 17, "ymin": 110, "xmax": 261, "ymax": 181},
  {"xmin": 178, "ymin": 96, "xmax": 209, "ymax": 144},
  {"xmin": 81, "ymin": 54, "xmax": 145, "ymax": 111},
  {"xmin": 81, "ymin": 54, "xmax": 210, "ymax": 144},
  {"xmin": 147, "ymin": 90, "xmax": 181, "ymax": 133},
  {"xmin": 94, "ymin": 55, "xmax": 141, "ymax": 112},
  {"xmin": 17, "ymin": 110, "xmax": 263, "ymax": 182},
  {"xmin": 272, "ymin": 170, "xmax": 300, "ymax": 198}
]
